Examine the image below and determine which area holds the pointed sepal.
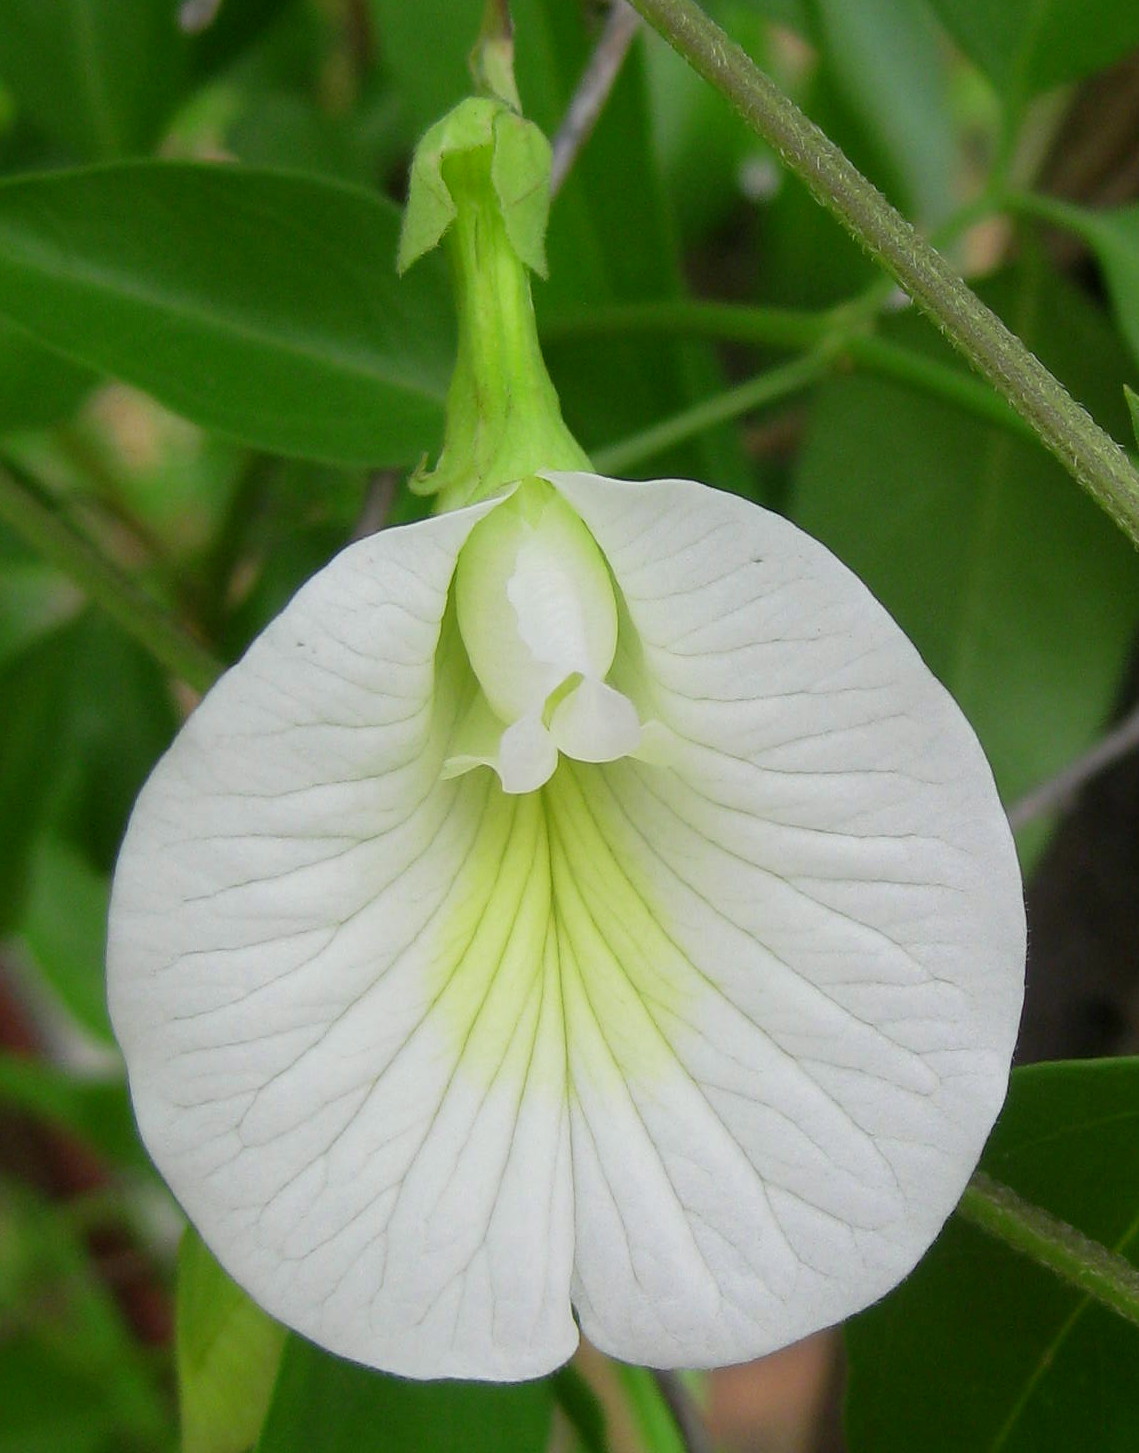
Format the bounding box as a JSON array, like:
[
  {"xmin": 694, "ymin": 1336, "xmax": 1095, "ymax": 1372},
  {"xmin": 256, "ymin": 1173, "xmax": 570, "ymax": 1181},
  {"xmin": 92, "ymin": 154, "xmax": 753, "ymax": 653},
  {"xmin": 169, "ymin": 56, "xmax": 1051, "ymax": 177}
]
[{"xmin": 397, "ymin": 96, "xmax": 551, "ymax": 278}]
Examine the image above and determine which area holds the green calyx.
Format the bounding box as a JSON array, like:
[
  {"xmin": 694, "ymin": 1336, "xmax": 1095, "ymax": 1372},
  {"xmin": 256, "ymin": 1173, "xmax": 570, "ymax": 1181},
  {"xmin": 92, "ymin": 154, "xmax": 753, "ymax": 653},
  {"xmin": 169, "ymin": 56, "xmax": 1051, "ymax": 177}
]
[
  {"xmin": 397, "ymin": 96, "xmax": 549, "ymax": 278},
  {"xmin": 397, "ymin": 91, "xmax": 590, "ymax": 513}
]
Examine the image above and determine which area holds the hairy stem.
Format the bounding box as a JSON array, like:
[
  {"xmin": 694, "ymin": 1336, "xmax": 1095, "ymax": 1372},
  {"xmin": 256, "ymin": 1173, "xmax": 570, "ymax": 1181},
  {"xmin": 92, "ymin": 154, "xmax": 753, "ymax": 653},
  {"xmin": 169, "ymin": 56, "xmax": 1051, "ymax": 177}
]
[
  {"xmin": 624, "ymin": 0, "xmax": 1139, "ymax": 546},
  {"xmin": 959, "ymin": 1172, "xmax": 1139, "ymax": 1329}
]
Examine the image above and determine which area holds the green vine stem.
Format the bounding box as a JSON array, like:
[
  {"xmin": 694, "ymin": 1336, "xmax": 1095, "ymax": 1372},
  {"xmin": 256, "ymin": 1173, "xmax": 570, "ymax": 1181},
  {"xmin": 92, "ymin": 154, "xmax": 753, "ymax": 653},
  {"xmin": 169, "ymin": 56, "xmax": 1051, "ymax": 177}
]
[
  {"xmin": 546, "ymin": 300, "xmax": 1038, "ymax": 446},
  {"xmin": 623, "ymin": 0, "xmax": 1139, "ymax": 547},
  {"xmin": 959, "ymin": 1172, "xmax": 1139, "ymax": 1329},
  {"xmin": 593, "ymin": 349, "xmax": 831, "ymax": 472},
  {"xmin": 0, "ymin": 459, "xmax": 223, "ymax": 694}
]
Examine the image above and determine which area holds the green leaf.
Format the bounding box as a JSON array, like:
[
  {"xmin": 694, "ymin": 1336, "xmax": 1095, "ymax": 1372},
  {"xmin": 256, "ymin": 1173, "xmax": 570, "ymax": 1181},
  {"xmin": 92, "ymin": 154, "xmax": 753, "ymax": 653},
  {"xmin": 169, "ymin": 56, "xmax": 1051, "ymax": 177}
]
[
  {"xmin": 0, "ymin": 1338, "xmax": 112, "ymax": 1453},
  {"xmin": 0, "ymin": 1055, "xmax": 143, "ymax": 1172},
  {"xmin": 0, "ymin": 0, "xmax": 189, "ymax": 160},
  {"xmin": 0, "ymin": 610, "xmax": 179, "ymax": 932},
  {"xmin": 1024, "ymin": 200, "xmax": 1139, "ymax": 375},
  {"xmin": 0, "ymin": 319, "xmax": 94, "ymax": 434},
  {"xmin": 256, "ymin": 1336, "xmax": 554, "ymax": 1453},
  {"xmin": 0, "ymin": 627, "xmax": 78, "ymax": 932},
  {"xmin": 38, "ymin": 613, "xmax": 177, "ymax": 871},
  {"xmin": 0, "ymin": 162, "xmax": 451, "ymax": 467},
  {"xmin": 0, "ymin": 547, "xmax": 80, "ymax": 667},
  {"xmin": 845, "ymin": 1058, "xmax": 1139, "ymax": 1451},
  {"xmin": 58, "ymin": 612, "xmax": 180, "ymax": 872},
  {"xmin": 368, "ymin": 0, "xmax": 479, "ymax": 136},
  {"xmin": 751, "ymin": 71, "xmax": 880, "ymax": 313},
  {"xmin": 736, "ymin": 0, "xmax": 810, "ymax": 35},
  {"xmin": 792, "ymin": 261, "xmax": 1139, "ymax": 863},
  {"xmin": 224, "ymin": 91, "xmax": 372, "ymax": 184},
  {"xmin": 20, "ymin": 834, "xmax": 113, "ymax": 1044},
  {"xmin": 1126, "ymin": 384, "xmax": 1139, "ymax": 448},
  {"xmin": 549, "ymin": 1366, "xmax": 609, "ymax": 1453},
  {"xmin": 615, "ymin": 1367, "xmax": 686, "ymax": 1453},
  {"xmin": 188, "ymin": 0, "xmax": 299, "ymax": 82},
  {"xmin": 927, "ymin": 0, "xmax": 1139, "ymax": 101},
  {"xmin": 643, "ymin": 10, "xmax": 769, "ymax": 247},
  {"xmin": 178, "ymin": 1229, "xmax": 286, "ymax": 1453},
  {"xmin": 811, "ymin": 0, "xmax": 954, "ymax": 226},
  {"xmin": 0, "ymin": 1179, "xmax": 173, "ymax": 1446}
]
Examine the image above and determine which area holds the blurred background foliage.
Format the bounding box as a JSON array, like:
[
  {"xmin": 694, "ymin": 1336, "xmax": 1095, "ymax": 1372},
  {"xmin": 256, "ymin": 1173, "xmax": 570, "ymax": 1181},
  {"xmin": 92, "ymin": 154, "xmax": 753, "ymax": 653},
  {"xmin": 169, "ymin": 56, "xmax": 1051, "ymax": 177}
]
[{"xmin": 0, "ymin": 1, "xmax": 1138, "ymax": 1450}]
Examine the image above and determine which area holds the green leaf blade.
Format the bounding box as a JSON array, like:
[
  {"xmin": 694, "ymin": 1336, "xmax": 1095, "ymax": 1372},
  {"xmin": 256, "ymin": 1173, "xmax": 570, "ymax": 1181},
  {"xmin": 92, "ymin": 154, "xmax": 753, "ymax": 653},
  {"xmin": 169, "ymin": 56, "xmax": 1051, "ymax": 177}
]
[
  {"xmin": 928, "ymin": 0, "xmax": 1139, "ymax": 99},
  {"xmin": 792, "ymin": 263, "xmax": 1139, "ymax": 865},
  {"xmin": 1030, "ymin": 202, "xmax": 1139, "ymax": 376},
  {"xmin": 0, "ymin": 0, "xmax": 190, "ymax": 161},
  {"xmin": 178, "ymin": 1230, "xmax": 286, "ymax": 1453},
  {"xmin": 0, "ymin": 1054, "xmax": 143, "ymax": 1171},
  {"xmin": 812, "ymin": 0, "xmax": 956, "ymax": 228},
  {"xmin": 0, "ymin": 162, "xmax": 450, "ymax": 466},
  {"xmin": 20, "ymin": 834, "xmax": 114, "ymax": 1045},
  {"xmin": 0, "ymin": 318, "xmax": 94, "ymax": 435},
  {"xmin": 845, "ymin": 1059, "xmax": 1139, "ymax": 1452},
  {"xmin": 256, "ymin": 1336, "xmax": 554, "ymax": 1453}
]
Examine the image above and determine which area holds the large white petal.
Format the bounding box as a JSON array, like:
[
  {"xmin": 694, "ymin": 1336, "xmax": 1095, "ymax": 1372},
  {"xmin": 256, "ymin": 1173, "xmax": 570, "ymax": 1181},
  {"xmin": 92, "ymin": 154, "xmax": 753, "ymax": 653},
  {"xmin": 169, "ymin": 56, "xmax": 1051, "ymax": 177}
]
[
  {"xmin": 107, "ymin": 506, "xmax": 578, "ymax": 1381},
  {"xmin": 111, "ymin": 467, "xmax": 1024, "ymax": 1380},
  {"xmin": 544, "ymin": 471, "xmax": 1025, "ymax": 1368}
]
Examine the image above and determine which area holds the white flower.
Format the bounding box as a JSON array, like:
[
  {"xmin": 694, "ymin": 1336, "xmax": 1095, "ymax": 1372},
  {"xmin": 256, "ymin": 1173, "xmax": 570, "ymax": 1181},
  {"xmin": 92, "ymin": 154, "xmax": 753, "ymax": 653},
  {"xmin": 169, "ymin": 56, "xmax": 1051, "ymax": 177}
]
[{"xmin": 107, "ymin": 470, "xmax": 1024, "ymax": 1382}]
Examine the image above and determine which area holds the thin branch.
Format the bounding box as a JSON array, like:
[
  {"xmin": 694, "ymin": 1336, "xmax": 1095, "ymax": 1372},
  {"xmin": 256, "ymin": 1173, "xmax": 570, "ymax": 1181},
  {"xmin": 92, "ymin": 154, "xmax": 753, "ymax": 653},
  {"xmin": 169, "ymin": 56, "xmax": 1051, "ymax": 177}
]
[
  {"xmin": 1007, "ymin": 696, "xmax": 1139, "ymax": 830},
  {"xmin": 550, "ymin": 1, "xmax": 642, "ymax": 196},
  {"xmin": 592, "ymin": 349, "xmax": 831, "ymax": 473},
  {"xmin": 0, "ymin": 459, "xmax": 223, "ymax": 694},
  {"xmin": 652, "ymin": 1371, "xmax": 714, "ymax": 1453},
  {"xmin": 350, "ymin": 469, "xmax": 400, "ymax": 540},
  {"xmin": 624, "ymin": 0, "xmax": 1139, "ymax": 548},
  {"xmin": 959, "ymin": 1171, "xmax": 1139, "ymax": 1329},
  {"xmin": 544, "ymin": 299, "xmax": 1040, "ymax": 444}
]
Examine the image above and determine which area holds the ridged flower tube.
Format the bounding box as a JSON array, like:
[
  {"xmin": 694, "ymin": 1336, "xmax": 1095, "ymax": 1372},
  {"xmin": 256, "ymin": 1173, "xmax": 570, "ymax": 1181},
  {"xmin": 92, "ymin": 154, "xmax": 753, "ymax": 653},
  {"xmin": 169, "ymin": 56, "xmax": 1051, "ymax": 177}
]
[{"xmin": 107, "ymin": 70, "xmax": 1025, "ymax": 1385}]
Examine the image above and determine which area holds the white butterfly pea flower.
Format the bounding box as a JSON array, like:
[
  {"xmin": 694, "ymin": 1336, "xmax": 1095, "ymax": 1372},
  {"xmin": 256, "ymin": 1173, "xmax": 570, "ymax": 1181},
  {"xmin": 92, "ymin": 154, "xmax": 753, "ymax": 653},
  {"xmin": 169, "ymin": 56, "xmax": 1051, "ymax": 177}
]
[
  {"xmin": 107, "ymin": 72, "xmax": 1025, "ymax": 1384},
  {"xmin": 107, "ymin": 463, "xmax": 1024, "ymax": 1380}
]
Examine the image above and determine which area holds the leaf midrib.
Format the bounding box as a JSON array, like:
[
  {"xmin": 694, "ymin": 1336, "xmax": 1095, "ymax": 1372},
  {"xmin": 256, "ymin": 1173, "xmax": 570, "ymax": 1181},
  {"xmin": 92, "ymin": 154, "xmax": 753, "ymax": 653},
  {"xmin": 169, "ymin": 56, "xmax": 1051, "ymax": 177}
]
[{"xmin": 0, "ymin": 230, "xmax": 446, "ymax": 405}]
